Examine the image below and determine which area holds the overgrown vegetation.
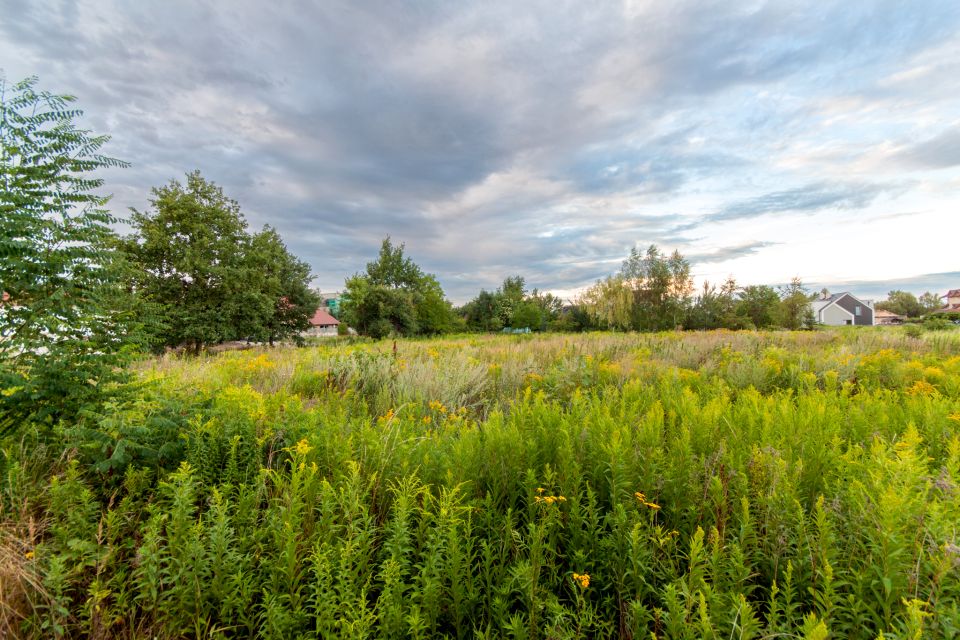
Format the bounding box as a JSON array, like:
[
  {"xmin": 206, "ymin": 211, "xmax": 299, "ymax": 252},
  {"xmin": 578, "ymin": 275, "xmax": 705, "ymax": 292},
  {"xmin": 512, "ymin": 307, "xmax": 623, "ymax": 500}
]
[
  {"xmin": 119, "ymin": 171, "xmax": 320, "ymax": 352},
  {"xmin": 0, "ymin": 76, "xmax": 139, "ymax": 432},
  {"xmin": 2, "ymin": 329, "xmax": 959, "ymax": 638}
]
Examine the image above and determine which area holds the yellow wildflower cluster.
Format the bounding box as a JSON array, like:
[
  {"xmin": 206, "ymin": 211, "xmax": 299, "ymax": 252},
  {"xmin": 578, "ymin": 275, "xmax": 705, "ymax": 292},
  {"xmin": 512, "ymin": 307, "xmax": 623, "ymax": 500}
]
[
  {"xmin": 598, "ymin": 361, "xmax": 622, "ymax": 376},
  {"xmin": 572, "ymin": 572, "xmax": 590, "ymax": 589},
  {"xmin": 534, "ymin": 488, "xmax": 566, "ymax": 505},
  {"xmin": 378, "ymin": 408, "xmax": 396, "ymax": 423},
  {"xmin": 422, "ymin": 415, "xmax": 432, "ymax": 425},
  {"xmin": 906, "ymin": 380, "xmax": 938, "ymax": 397},
  {"xmin": 293, "ymin": 439, "xmax": 313, "ymax": 456},
  {"xmin": 241, "ymin": 354, "xmax": 276, "ymax": 372},
  {"xmin": 524, "ymin": 372, "xmax": 544, "ymax": 385},
  {"xmin": 635, "ymin": 492, "xmax": 661, "ymax": 510},
  {"xmin": 428, "ymin": 400, "xmax": 448, "ymax": 414}
]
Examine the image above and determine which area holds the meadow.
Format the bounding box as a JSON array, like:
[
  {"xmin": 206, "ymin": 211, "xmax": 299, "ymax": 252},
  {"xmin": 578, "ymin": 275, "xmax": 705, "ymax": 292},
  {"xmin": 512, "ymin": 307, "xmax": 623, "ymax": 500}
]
[{"xmin": 2, "ymin": 328, "xmax": 960, "ymax": 638}]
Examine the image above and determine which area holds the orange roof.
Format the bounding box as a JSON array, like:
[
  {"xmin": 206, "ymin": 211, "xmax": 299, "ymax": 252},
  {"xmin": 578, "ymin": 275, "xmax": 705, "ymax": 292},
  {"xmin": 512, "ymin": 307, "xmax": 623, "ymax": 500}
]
[{"xmin": 309, "ymin": 308, "xmax": 340, "ymax": 326}]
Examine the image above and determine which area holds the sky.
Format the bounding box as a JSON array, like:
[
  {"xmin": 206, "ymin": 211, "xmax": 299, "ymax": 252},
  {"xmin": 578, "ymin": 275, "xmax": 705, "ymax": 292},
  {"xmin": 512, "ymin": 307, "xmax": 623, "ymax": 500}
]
[{"xmin": 2, "ymin": 0, "xmax": 959, "ymax": 303}]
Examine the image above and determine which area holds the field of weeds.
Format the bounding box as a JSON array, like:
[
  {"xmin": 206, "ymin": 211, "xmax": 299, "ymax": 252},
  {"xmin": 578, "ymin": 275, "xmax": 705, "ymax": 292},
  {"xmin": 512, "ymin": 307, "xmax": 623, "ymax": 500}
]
[{"xmin": 3, "ymin": 328, "xmax": 960, "ymax": 638}]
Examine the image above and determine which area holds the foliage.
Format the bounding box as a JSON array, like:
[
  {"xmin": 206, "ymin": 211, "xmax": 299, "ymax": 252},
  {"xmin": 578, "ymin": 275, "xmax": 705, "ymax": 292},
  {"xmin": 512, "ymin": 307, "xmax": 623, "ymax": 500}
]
[
  {"xmin": 777, "ymin": 277, "xmax": 816, "ymax": 330},
  {"xmin": 580, "ymin": 245, "xmax": 693, "ymax": 331},
  {"xmin": 4, "ymin": 328, "xmax": 960, "ymax": 638},
  {"xmin": 877, "ymin": 290, "xmax": 943, "ymax": 318},
  {"xmin": 120, "ymin": 172, "xmax": 317, "ymax": 352},
  {"xmin": 461, "ymin": 276, "xmax": 563, "ymax": 332},
  {"xmin": 0, "ymin": 76, "xmax": 138, "ymax": 433},
  {"xmin": 343, "ymin": 237, "xmax": 456, "ymax": 337},
  {"xmin": 247, "ymin": 227, "xmax": 321, "ymax": 345},
  {"xmin": 736, "ymin": 285, "xmax": 781, "ymax": 329}
]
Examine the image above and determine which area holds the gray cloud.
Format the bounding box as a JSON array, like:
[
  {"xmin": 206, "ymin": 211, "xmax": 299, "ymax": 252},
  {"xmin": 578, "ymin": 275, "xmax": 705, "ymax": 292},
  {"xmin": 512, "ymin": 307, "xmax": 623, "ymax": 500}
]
[
  {"xmin": 708, "ymin": 182, "xmax": 889, "ymax": 222},
  {"xmin": 896, "ymin": 127, "xmax": 960, "ymax": 169},
  {"xmin": 687, "ymin": 241, "xmax": 779, "ymax": 265},
  {"xmin": 1, "ymin": 0, "xmax": 958, "ymax": 300}
]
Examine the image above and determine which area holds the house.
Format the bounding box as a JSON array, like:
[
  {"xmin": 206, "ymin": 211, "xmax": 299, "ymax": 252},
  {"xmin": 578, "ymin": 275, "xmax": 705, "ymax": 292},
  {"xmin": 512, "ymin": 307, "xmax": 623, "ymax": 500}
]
[
  {"xmin": 931, "ymin": 289, "xmax": 960, "ymax": 314},
  {"xmin": 874, "ymin": 309, "xmax": 905, "ymax": 325},
  {"xmin": 810, "ymin": 292, "xmax": 874, "ymax": 326},
  {"xmin": 303, "ymin": 307, "xmax": 340, "ymax": 337}
]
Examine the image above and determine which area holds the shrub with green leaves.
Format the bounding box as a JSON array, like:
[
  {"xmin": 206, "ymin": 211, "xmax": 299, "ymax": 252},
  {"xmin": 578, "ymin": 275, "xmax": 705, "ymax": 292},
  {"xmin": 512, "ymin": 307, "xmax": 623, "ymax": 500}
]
[{"xmin": 0, "ymin": 76, "xmax": 138, "ymax": 434}]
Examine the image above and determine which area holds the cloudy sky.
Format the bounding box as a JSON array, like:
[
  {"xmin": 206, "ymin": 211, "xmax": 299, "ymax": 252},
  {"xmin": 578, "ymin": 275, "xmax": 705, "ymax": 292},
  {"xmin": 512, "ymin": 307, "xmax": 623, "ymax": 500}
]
[{"xmin": 3, "ymin": 0, "xmax": 959, "ymax": 302}]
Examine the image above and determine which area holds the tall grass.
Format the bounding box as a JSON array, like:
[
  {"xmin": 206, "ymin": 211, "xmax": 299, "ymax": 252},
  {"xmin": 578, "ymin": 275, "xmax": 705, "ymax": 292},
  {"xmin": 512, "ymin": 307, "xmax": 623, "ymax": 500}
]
[{"xmin": 2, "ymin": 328, "xmax": 959, "ymax": 638}]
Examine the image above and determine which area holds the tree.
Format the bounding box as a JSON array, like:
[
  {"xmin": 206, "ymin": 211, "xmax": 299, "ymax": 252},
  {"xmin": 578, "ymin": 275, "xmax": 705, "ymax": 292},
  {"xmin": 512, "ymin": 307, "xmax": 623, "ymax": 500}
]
[
  {"xmin": 618, "ymin": 245, "xmax": 692, "ymax": 331},
  {"xmin": 736, "ymin": 285, "xmax": 781, "ymax": 329},
  {"xmin": 778, "ymin": 277, "xmax": 815, "ymax": 330},
  {"xmin": 687, "ymin": 277, "xmax": 743, "ymax": 330},
  {"xmin": 510, "ymin": 301, "xmax": 543, "ymax": 330},
  {"xmin": 0, "ymin": 76, "xmax": 138, "ymax": 431},
  {"xmin": 342, "ymin": 237, "xmax": 455, "ymax": 337},
  {"xmin": 247, "ymin": 227, "xmax": 320, "ymax": 345},
  {"xmin": 121, "ymin": 172, "xmax": 267, "ymax": 352},
  {"xmin": 580, "ymin": 275, "xmax": 633, "ymax": 330},
  {"xmin": 919, "ymin": 291, "xmax": 943, "ymax": 315},
  {"xmin": 875, "ymin": 290, "xmax": 924, "ymax": 318},
  {"xmin": 461, "ymin": 289, "xmax": 503, "ymax": 331}
]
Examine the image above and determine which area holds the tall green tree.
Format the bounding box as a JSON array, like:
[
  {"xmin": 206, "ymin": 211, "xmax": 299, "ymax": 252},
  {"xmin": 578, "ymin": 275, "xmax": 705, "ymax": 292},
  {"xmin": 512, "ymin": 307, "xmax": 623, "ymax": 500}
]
[
  {"xmin": 876, "ymin": 290, "xmax": 925, "ymax": 318},
  {"xmin": 0, "ymin": 76, "xmax": 138, "ymax": 432},
  {"xmin": 122, "ymin": 175, "xmax": 318, "ymax": 350},
  {"xmin": 342, "ymin": 237, "xmax": 455, "ymax": 337},
  {"xmin": 460, "ymin": 289, "xmax": 503, "ymax": 331},
  {"xmin": 918, "ymin": 291, "xmax": 943, "ymax": 315},
  {"xmin": 121, "ymin": 172, "xmax": 270, "ymax": 352},
  {"xmin": 580, "ymin": 275, "xmax": 633, "ymax": 330},
  {"xmin": 247, "ymin": 227, "xmax": 320, "ymax": 345},
  {"xmin": 687, "ymin": 277, "xmax": 743, "ymax": 330},
  {"xmin": 736, "ymin": 285, "xmax": 781, "ymax": 329},
  {"xmin": 778, "ymin": 277, "xmax": 816, "ymax": 330},
  {"xmin": 618, "ymin": 245, "xmax": 692, "ymax": 331}
]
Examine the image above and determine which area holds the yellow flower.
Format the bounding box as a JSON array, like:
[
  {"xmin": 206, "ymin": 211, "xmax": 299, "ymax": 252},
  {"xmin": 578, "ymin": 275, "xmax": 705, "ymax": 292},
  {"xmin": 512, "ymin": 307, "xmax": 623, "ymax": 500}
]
[
  {"xmin": 644, "ymin": 502, "xmax": 661, "ymax": 510},
  {"xmin": 25, "ymin": 550, "xmax": 34, "ymax": 560},
  {"xmin": 948, "ymin": 413, "xmax": 960, "ymax": 423},
  {"xmin": 572, "ymin": 572, "xmax": 590, "ymax": 589},
  {"xmin": 536, "ymin": 487, "xmax": 545, "ymax": 494},
  {"xmin": 294, "ymin": 439, "xmax": 312, "ymax": 456},
  {"xmin": 422, "ymin": 416, "xmax": 432, "ymax": 425},
  {"xmin": 634, "ymin": 491, "xmax": 646, "ymax": 501}
]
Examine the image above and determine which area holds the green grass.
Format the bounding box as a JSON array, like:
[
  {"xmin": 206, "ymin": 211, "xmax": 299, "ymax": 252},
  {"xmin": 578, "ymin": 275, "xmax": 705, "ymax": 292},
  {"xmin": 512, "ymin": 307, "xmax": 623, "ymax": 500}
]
[{"xmin": 2, "ymin": 328, "xmax": 959, "ymax": 638}]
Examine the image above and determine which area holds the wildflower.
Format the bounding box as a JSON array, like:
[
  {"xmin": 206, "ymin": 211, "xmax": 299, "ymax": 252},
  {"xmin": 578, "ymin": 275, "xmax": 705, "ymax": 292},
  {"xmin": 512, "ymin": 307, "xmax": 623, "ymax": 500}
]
[
  {"xmin": 536, "ymin": 487, "xmax": 545, "ymax": 494},
  {"xmin": 572, "ymin": 572, "xmax": 590, "ymax": 589},
  {"xmin": 634, "ymin": 491, "xmax": 646, "ymax": 502},
  {"xmin": 645, "ymin": 502, "xmax": 661, "ymax": 510},
  {"xmin": 294, "ymin": 439, "xmax": 312, "ymax": 456},
  {"xmin": 948, "ymin": 413, "xmax": 960, "ymax": 423},
  {"xmin": 422, "ymin": 416, "xmax": 432, "ymax": 425},
  {"xmin": 25, "ymin": 550, "xmax": 34, "ymax": 560}
]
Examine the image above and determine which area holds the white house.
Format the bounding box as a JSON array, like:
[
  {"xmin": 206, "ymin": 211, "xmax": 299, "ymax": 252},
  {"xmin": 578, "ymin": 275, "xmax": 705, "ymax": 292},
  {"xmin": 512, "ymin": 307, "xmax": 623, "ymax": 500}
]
[{"xmin": 810, "ymin": 292, "xmax": 874, "ymax": 326}]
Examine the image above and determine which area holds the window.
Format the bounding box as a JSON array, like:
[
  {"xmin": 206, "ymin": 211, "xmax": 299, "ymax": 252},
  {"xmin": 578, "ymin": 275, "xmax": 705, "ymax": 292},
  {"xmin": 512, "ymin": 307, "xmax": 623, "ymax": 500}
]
[
  {"xmin": 845, "ymin": 319, "xmax": 852, "ymax": 325},
  {"xmin": 855, "ymin": 305, "xmax": 861, "ymax": 316}
]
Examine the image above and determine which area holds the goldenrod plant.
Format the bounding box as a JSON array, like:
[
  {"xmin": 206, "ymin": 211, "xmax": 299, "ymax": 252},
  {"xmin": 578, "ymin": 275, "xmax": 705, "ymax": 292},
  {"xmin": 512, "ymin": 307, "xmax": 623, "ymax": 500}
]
[{"xmin": 1, "ymin": 328, "xmax": 959, "ymax": 637}]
